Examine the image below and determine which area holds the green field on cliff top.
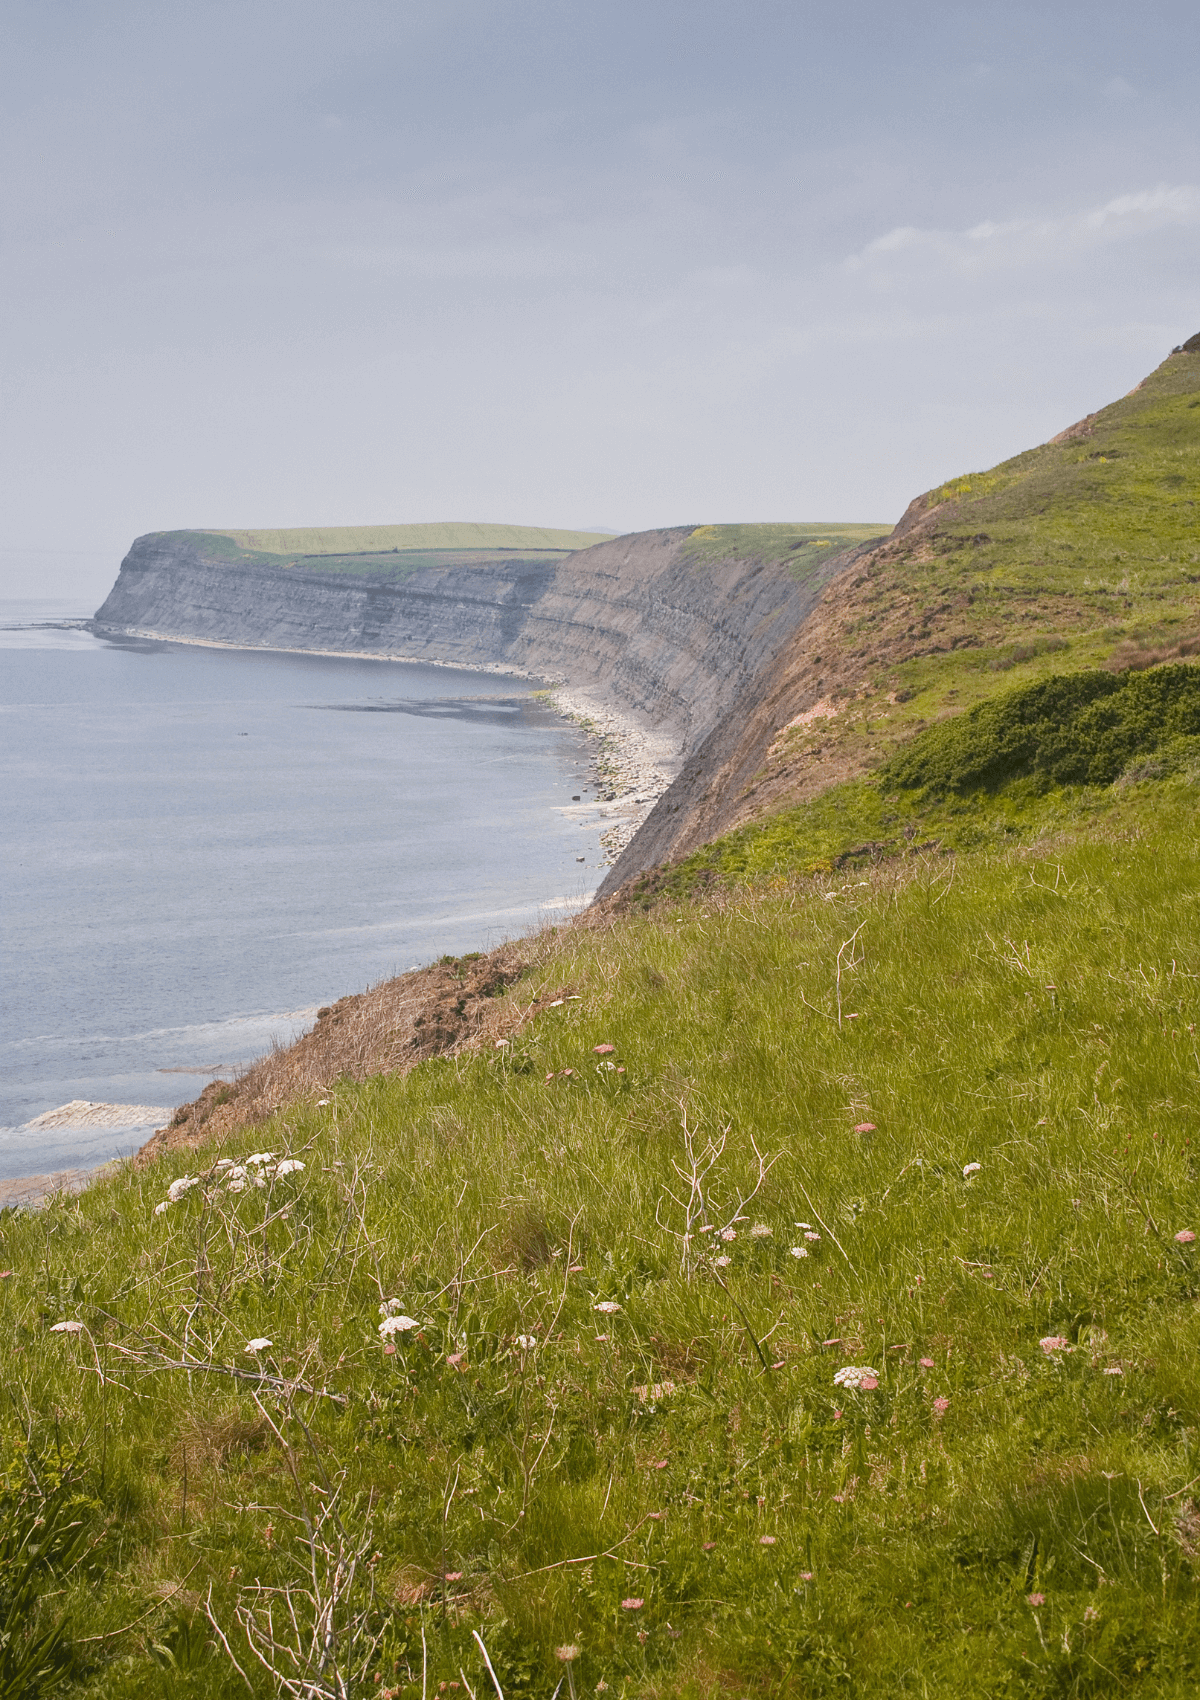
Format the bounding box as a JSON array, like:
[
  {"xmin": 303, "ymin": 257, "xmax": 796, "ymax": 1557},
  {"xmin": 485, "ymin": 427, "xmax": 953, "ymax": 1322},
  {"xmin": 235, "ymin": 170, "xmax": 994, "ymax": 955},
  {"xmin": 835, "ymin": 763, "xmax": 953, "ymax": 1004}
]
[
  {"xmin": 6, "ymin": 351, "xmax": 1200, "ymax": 1699},
  {"xmin": 210, "ymin": 523, "xmax": 618, "ymax": 556}
]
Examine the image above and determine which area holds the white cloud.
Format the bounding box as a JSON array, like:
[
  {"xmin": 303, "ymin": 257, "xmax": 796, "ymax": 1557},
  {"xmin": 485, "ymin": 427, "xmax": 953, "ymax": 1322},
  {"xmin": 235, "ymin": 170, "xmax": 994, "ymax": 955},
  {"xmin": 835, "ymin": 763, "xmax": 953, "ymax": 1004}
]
[{"xmin": 845, "ymin": 184, "xmax": 1200, "ymax": 276}]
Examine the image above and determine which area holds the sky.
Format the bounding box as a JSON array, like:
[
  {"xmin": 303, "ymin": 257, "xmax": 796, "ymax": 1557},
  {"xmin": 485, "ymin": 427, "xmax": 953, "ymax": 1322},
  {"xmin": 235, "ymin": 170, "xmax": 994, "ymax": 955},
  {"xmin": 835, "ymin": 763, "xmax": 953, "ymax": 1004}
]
[{"xmin": 2, "ymin": 0, "xmax": 1199, "ymax": 603}]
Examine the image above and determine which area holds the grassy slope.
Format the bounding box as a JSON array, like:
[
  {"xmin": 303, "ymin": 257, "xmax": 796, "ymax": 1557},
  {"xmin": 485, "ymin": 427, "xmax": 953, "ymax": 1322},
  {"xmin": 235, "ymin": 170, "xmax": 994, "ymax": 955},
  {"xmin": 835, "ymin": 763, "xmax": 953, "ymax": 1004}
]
[
  {"xmin": 711, "ymin": 348, "xmax": 1200, "ymax": 837},
  {"xmin": 209, "ymin": 523, "xmax": 617, "ymax": 557},
  {"xmin": 7, "ymin": 771, "xmax": 1200, "ymax": 1698}
]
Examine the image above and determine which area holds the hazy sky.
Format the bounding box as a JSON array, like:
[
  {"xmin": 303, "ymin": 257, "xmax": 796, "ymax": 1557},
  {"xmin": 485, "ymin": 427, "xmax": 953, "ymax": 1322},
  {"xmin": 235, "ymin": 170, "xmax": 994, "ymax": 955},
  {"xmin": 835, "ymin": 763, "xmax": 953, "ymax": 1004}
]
[{"xmin": 3, "ymin": 0, "xmax": 1199, "ymax": 601}]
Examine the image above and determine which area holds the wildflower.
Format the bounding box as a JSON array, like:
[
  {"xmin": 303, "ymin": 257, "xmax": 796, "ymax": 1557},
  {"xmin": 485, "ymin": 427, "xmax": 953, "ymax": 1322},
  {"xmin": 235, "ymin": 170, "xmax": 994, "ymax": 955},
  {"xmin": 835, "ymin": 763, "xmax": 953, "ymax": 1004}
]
[
  {"xmin": 446, "ymin": 1352, "xmax": 465, "ymax": 1369},
  {"xmin": 759, "ymin": 1534, "xmax": 777, "ymax": 1545},
  {"xmin": 804, "ymin": 1231, "xmax": 821, "ymax": 1243},
  {"xmin": 593, "ymin": 1301, "xmax": 622, "ymax": 1314},
  {"xmin": 1084, "ymin": 1604, "xmax": 1100, "ymax": 1623},
  {"xmin": 749, "ymin": 1223, "xmax": 772, "ymax": 1238},
  {"xmin": 720, "ymin": 1227, "xmax": 737, "ymax": 1242},
  {"xmin": 714, "ymin": 1255, "xmax": 732, "ymax": 1267},
  {"xmin": 798, "ymin": 1571, "xmax": 814, "ymax": 1581},
  {"xmin": 1102, "ymin": 1366, "xmax": 1123, "ymax": 1376},
  {"xmin": 1040, "ymin": 1335, "xmax": 1072, "ymax": 1354},
  {"xmin": 515, "ymin": 1335, "xmax": 537, "ymax": 1350},
  {"xmin": 317, "ymin": 1098, "xmax": 330, "ymax": 1106},
  {"xmin": 620, "ymin": 1598, "xmax": 643, "ymax": 1610},
  {"xmin": 50, "ymin": 1320, "xmax": 83, "ymax": 1334},
  {"xmin": 154, "ymin": 1200, "xmax": 171, "ymax": 1216},
  {"xmin": 444, "ymin": 1571, "xmax": 463, "ymax": 1582},
  {"xmin": 1175, "ymin": 1229, "xmax": 1196, "ymax": 1244},
  {"xmin": 962, "ymin": 1162, "xmax": 982, "ymax": 1177},
  {"xmin": 833, "ymin": 1365, "xmax": 879, "ymax": 1390},
  {"xmin": 216, "ymin": 1157, "xmax": 235, "ymax": 1168},
  {"xmin": 1026, "ymin": 1592, "xmax": 1045, "ymax": 1607},
  {"xmin": 275, "ymin": 1159, "xmax": 305, "ymax": 1176},
  {"xmin": 919, "ymin": 1357, "xmax": 935, "ymax": 1368},
  {"xmin": 593, "ymin": 1043, "xmax": 616, "ymax": 1054},
  {"xmin": 245, "ymin": 1152, "xmax": 274, "ymax": 1166},
  {"xmin": 795, "ymin": 1221, "xmax": 814, "ymax": 1230},
  {"xmin": 790, "ymin": 1246, "xmax": 809, "ymax": 1259},
  {"xmin": 226, "ymin": 1175, "xmax": 246, "ymax": 1193},
  {"xmin": 167, "ymin": 1175, "xmax": 199, "ymax": 1202},
  {"xmin": 245, "ymin": 1338, "xmax": 272, "ymax": 1354},
  {"xmin": 378, "ymin": 1315, "xmax": 419, "ymax": 1338},
  {"xmin": 932, "ymin": 1396, "xmax": 950, "ymax": 1416},
  {"xmin": 854, "ymin": 1122, "xmax": 876, "ymax": 1133},
  {"xmin": 702, "ymin": 1540, "xmax": 717, "ymax": 1550},
  {"xmin": 555, "ymin": 1646, "xmax": 580, "ymax": 1662},
  {"xmin": 379, "ymin": 1298, "xmax": 408, "ymax": 1317}
]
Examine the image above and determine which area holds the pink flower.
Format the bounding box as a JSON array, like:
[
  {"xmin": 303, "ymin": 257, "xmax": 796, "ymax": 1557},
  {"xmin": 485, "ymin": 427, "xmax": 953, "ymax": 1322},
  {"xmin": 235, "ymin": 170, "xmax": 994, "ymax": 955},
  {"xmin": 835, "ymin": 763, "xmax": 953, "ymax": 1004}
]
[
  {"xmin": 933, "ymin": 1396, "xmax": 950, "ymax": 1416},
  {"xmin": 593, "ymin": 1043, "xmax": 616, "ymax": 1054},
  {"xmin": 854, "ymin": 1122, "xmax": 876, "ymax": 1133},
  {"xmin": 859, "ymin": 1374, "xmax": 879, "ymax": 1390},
  {"xmin": 759, "ymin": 1535, "xmax": 777, "ymax": 1545},
  {"xmin": 1026, "ymin": 1592, "xmax": 1045, "ymax": 1607},
  {"xmin": 1175, "ymin": 1229, "xmax": 1196, "ymax": 1244},
  {"xmin": 798, "ymin": 1571, "xmax": 814, "ymax": 1581},
  {"xmin": 444, "ymin": 1572, "xmax": 463, "ymax": 1582},
  {"xmin": 1039, "ymin": 1335, "xmax": 1071, "ymax": 1354},
  {"xmin": 621, "ymin": 1597, "xmax": 643, "ymax": 1610},
  {"xmin": 919, "ymin": 1357, "xmax": 935, "ymax": 1369}
]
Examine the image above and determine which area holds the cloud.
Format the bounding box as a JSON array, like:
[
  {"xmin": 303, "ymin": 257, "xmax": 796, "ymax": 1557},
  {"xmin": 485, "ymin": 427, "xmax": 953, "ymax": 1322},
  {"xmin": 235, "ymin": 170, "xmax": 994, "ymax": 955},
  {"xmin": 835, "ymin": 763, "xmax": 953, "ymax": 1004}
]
[{"xmin": 845, "ymin": 184, "xmax": 1200, "ymax": 277}]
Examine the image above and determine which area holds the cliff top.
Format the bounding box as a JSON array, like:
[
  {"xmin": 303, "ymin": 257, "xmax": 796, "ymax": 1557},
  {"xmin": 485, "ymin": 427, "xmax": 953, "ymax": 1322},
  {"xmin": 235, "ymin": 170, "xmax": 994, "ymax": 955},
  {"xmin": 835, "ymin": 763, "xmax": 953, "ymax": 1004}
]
[{"xmin": 205, "ymin": 520, "xmax": 615, "ymax": 556}]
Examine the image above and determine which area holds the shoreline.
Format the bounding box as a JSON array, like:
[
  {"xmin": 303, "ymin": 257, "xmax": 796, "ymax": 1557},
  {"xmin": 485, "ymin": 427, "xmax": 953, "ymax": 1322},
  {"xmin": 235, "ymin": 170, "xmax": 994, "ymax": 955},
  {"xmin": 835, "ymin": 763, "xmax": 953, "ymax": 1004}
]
[
  {"xmin": 3, "ymin": 630, "xmax": 680, "ymax": 1201},
  {"xmin": 93, "ymin": 622, "xmax": 682, "ymax": 866}
]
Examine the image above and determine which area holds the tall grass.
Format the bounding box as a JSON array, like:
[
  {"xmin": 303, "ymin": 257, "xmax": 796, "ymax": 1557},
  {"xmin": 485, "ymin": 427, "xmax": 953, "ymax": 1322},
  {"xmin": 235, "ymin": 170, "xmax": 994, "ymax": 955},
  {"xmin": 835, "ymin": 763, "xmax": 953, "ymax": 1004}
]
[{"xmin": 5, "ymin": 787, "xmax": 1200, "ymax": 1695}]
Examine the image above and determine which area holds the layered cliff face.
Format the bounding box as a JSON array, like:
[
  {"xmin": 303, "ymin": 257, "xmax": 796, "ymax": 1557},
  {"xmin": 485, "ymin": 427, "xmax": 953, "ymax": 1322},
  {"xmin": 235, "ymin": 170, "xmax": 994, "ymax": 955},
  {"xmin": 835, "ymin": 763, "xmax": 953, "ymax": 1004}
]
[{"xmin": 94, "ymin": 524, "xmax": 881, "ymax": 757}]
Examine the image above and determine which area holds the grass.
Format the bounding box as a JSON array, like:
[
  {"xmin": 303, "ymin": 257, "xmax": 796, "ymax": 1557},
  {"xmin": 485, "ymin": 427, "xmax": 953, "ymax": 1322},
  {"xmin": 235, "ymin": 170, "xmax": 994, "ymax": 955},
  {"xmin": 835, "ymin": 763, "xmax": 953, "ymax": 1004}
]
[
  {"xmin": 680, "ymin": 524, "xmax": 889, "ymax": 584},
  {"xmin": 7, "ymin": 769, "xmax": 1200, "ymax": 1696},
  {"xmin": 737, "ymin": 349, "xmax": 1200, "ymax": 825},
  {"xmin": 206, "ymin": 524, "xmax": 617, "ymax": 558}
]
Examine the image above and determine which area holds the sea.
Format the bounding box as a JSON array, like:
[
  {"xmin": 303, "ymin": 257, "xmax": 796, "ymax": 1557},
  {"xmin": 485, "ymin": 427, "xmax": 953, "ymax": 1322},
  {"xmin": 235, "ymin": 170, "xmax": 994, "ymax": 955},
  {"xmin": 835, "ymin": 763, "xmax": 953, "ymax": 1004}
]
[{"xmin": 0, "ymin": 599, "xmax": 606, "ymax": 1179}]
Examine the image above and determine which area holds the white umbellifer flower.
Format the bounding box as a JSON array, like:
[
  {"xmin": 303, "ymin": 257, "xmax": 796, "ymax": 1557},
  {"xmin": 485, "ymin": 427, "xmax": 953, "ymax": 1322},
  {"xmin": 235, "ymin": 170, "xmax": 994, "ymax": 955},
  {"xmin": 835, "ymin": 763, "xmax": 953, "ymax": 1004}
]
[
  {"xmin": 379, "ymin": 1298, "xmax": 406, "ymax": 1318},
  {"xmin": 790, "ymin": 1246, "xmax": 809, "ymax": 1259},
  {"xmin": 50, "ymin": 1320, "xmax": 84, "ymax": 1334},
  {"xmin": 216, "ymin": 1157, "xmax": 235, "ymax": 1168},
  {"xmin": 226, "ymin": 1175, "xmax": 246, "ymax": 1193},
  {"xmin": 750, "ymin": 1223, "xmax": 772, "ymax": 1239},
  {"xmin": 795, "ymin": 1222, "xmax": 814, "ymax": 1230},
  {"xmin": 275, "ymin": 1159, "xmax": 305, "ymax": 1176},
  {"xmin": 515, "ymin": 1334, "xmax": 537, "ymax": 1350},
  {"xmin": 167, "ymin": 1175, "xmax": 199, "ymax": 1202},
  {"xmin": 714, "ymin": 1254, "xmax": 732, "ymax": 1267},
  {"xmin": 378, "ymin": 1314, "xmax": 419, "ymax": 1337},
  {"xmin": 804, "ymin": 1231, "xmax": 821, "ymax": 1242},
  {"xmin": 154, "ymin": 1200, "xmax": 171, "ymax": 1216},
  {"xmin": 593, "ymin": 1301, "xmax": 622, "ymax": 1314},
  {"xmin": 245, "ymin": 1152, "xmax": 274, "ymax": 1166},
  {"xmin": 833, "ymin": 1365, "xmax": 879, "ymax": 1389},
  {"xmin": 245, "ymin": 1338, "xmax": 272, "ymax": 1354},
  {"xmin": 720, "ymin": 1227, "xmax": 737, "ymax": 1242},
  {"xmin": 962, "ymin": 1162, "xmax": 982, "ymax": 1177}
]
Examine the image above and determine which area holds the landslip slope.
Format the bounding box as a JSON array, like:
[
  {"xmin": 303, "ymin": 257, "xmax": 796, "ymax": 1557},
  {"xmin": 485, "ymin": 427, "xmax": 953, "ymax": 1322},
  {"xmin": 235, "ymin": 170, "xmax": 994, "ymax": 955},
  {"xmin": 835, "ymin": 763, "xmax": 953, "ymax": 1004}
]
[{"xmin": 599, "ymin": 336, "xmax": 1200, "ymax": 891}]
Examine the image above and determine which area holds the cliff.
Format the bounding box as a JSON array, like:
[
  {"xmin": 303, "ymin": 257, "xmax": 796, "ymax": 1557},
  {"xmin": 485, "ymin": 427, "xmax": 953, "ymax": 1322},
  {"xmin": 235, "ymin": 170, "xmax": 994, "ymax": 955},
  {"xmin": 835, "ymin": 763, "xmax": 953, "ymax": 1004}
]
[{"xmin": 94, "ymin": 523, "xmax": 884, "ymax": 759}]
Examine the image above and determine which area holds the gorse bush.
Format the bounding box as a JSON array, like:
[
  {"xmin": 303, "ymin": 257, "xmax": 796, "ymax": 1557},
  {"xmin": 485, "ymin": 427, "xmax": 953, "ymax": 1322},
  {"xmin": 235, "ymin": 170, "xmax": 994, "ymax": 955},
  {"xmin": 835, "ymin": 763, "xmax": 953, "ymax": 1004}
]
[{"xmin": 880, "ymin": 663, "xmax": 1200, "ymax": 796}]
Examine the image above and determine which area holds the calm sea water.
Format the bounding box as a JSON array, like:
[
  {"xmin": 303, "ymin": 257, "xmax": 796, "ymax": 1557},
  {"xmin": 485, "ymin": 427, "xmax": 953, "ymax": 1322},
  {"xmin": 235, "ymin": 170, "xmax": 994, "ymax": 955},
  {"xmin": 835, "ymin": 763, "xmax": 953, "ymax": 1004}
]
[{"xmin": 1, "ymin": 600, "xmax": 604, "ymax": 1177}]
